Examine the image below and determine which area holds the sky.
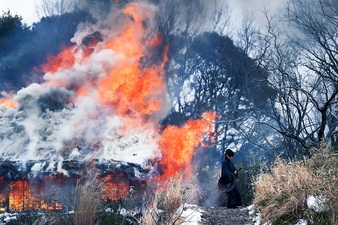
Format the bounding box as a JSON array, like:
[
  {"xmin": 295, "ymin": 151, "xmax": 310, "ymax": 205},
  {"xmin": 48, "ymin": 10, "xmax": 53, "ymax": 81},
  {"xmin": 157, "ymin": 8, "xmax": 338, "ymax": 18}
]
[
  {"xmin": 0, "ymin": 0, "xmax": 284, "ymax": 26},
  {"xmin": 228, "ymin": 0, "xmax": 284, "ymax": 26},
  {"xmin": 0, "ymin": 0, "xmax": 41, "ymax": 25}
]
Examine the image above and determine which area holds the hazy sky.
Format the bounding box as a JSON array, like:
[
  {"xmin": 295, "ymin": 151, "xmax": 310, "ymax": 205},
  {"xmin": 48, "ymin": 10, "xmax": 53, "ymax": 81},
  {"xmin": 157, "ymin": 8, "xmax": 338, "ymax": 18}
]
[
  {"xmin": 228, "ymin": 0, "xmax": 284, "ymax": 26},
  {"xmin": 0, "ymin": 0, "xmax": 284, "ymax": 26},
  {"xmin": 0, "ymin": 0, "xmax": 41, "ymax": 25}
]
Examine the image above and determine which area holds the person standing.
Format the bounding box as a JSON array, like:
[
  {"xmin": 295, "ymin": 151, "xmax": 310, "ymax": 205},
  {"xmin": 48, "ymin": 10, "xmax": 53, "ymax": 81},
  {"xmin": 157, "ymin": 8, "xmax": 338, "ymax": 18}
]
[{"xmin": 221, "ymin": 149, "xmax": 242, "ymax": 208}]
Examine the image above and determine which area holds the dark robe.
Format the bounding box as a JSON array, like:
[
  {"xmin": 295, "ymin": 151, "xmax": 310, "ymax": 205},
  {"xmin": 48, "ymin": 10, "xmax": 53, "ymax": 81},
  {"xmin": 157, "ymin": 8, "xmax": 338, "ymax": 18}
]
[{"xmin": 221, "ymin": 159, "xmax": 242, "ymax": 208}]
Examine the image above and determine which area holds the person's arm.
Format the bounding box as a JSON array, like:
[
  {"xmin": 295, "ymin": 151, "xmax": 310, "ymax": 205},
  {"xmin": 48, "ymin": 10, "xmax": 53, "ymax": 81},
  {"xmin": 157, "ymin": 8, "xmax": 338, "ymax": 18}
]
[{"xmin": 229, "ymin": 161, "xmax": 239, "ymax": 178}]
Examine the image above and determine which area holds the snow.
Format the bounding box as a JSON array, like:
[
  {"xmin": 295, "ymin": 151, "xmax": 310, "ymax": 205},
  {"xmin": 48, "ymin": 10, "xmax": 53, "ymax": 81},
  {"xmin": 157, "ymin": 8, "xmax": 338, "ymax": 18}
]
[
  {"xmin": 180, "ymin": 204, "xmax": 203, "ymax": 225},
  {"xmin": 0, "ymin": 203, "xmax": 318, "ymax": 225},
  {"xmin": 306, "ymin": 195, "xmax": 327, "ymax": 213},
  {"xmin": 248, "ymin": 205, "xmax": 266, "ymax": 225},
  {"xmin": 0, "ymin": 212, "xmax": 18, "ymax": 224},
  {"xmin": 295, "ymin": 219, "xmax": 308, "ymax": 225}
]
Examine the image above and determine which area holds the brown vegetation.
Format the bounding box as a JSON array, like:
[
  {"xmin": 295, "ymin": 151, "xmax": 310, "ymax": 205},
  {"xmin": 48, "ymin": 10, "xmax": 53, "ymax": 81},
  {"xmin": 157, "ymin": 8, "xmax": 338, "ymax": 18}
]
[
  {"xmin": 253, "ymin": 143, "xmax": 338, "ymax": 224},
  {"xmin": 305, "ymin": 144, "xmax": 338, "ymax": 224},
  {"xmin": 139, "ymin": 173, "xmax": 200, "ymax": 225},
  {"xmin": 73, "ymin": 169, "xmax": 103, "ymax": 225}
]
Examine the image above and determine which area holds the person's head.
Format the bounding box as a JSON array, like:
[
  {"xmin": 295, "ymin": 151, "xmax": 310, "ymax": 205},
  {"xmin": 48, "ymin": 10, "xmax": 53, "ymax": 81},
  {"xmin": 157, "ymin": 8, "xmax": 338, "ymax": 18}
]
[{"xmin": 225, "ymin": 149, "xmax": 235, "ymax": 160}]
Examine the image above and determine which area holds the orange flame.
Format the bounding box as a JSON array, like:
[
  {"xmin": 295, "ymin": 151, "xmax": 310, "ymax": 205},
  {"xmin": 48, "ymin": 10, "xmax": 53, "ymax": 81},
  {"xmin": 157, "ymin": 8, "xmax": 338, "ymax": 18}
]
[
  {"xmin": 42, "ymin": 46, "xmax": 76, "ymax": 75},
  {"xmin": 98, "ymin": 4, "xmax": 167, "ymax": 119},
  {"xmin": 102, "ymin": 173, "xmax": 129, "ymax": 201},
  {"xmin": 40, "ymin": 3, "xmax": 168, "ymax": 120},
  {"xmin": 157, "ymin": 112, "xmax": 217, "ymax": 181},
  {"xmin": 0, "ymin": 98, "xmax": 17, "ymax": 108},
  {"xmin": 26, "ymin": 2, "xmax": 216, "ymax": 198},
  {"xmin": 0, "ymin": 180, "xmax": 62, "ymax": 211}
]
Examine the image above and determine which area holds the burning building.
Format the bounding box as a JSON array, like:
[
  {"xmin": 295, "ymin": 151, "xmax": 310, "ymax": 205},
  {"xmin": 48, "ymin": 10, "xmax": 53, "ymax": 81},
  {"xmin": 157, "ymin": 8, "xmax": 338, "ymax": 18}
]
[{"xmin": 0, "ymin": 1, "xmax": 216, "ymax": 212}]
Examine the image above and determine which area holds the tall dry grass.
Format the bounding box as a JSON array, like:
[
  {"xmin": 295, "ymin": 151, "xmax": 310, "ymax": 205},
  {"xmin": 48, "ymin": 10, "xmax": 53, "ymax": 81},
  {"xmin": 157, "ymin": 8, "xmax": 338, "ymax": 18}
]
[
  {"xmin": 73, "ymin": 169, "xmax": 103, "ymax": 225},
  {"xmin": 306, "ymin": 144, "xmax": 338, "ymax": 224},
  {"xmin": 253, "ymin": 143, "xmax": 338, "ymax": 224},
  {"xmin": 253, "ymin": 159, "xmax": 321, "ymax": 223},
  {"xmin": 139, "ymin": 173, "xmax": 199, "ymax": 225}
]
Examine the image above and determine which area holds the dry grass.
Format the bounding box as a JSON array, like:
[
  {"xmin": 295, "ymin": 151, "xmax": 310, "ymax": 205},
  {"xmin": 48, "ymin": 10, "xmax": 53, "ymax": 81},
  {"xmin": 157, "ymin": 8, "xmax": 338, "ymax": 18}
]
[
  {"xmin": 253, "ymin": 159, "xmax": 321, "ymax": 222},
  {"xmin": 253, "ymin": 143, "xmax": 338, "ymax": 224},
  {"xmin": 139, "ymin": 173, "xmax": 199, "ymax": 225},
  {"xmin": 73, "ymin": 169, "xmax": 103, "ymax": 225},
  {"xmin": 305, "ymin": 144, "xmax": 338, "ymax": 224}
]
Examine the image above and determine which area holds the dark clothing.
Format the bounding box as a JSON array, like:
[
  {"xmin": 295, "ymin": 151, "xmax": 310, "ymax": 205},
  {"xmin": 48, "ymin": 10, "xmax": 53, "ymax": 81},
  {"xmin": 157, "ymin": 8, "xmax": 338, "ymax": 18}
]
[
  {"xmin": 221, "ymin": 158, "xmax": 242, "ymax": 208},
  {"xmin": 221, "ymin": 160, "xmax": 237, "ymax": 183}
]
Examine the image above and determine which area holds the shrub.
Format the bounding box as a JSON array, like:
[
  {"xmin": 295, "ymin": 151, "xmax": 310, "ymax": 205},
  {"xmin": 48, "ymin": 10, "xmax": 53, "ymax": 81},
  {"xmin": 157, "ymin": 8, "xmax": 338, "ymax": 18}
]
[
  {"xmin": 139, "ymin": 173, "xmax": 199, "ymax": 225},
  {"xmin": 253, "ymin": 159, "xmax": 321, "ymax": 223},
  {"xmin": 252, "ymin": 143, "xmax": 338, "ymax": 224},
  {"xmin": 237, "ymin": 163, "xmax": 266, "ymax": 206},
  {"xmin": 305, "ymin": 144, "xmax": 338, "ymax": 225}
]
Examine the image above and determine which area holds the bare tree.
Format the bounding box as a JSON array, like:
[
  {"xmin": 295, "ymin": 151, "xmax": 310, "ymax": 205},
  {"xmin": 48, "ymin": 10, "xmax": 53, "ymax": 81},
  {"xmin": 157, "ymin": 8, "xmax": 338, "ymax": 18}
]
[
  {"xmin": 155, "ymin": 0, "xmax": 278, "ymax": 163},
  {"xmin": 234, "ymin": 13, "xmax": 263, "ymax": 57},
  {"xmin": 155, "ymin": 0, "xmax": 231, "ymax": 114},
  {"xmin": 36, "ymin": 0, "xmax": 81, "ymax": 18},
  {"xmin": 257, "ymin": 0, "xmax": 338, "ymax": 155},
  {"xmin": 211, "ymin": 4, "xmax": 231, "ymax": 35}
]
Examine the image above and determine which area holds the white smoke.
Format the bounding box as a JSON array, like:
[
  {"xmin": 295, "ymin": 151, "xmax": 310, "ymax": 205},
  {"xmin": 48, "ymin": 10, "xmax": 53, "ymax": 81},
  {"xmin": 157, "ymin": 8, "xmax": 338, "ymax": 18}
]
[
  {"xmin": 0, "ymin": 80, "xmax": 161, "ymax": 172},
  {"xmin": 0, "ymin": 2, "xmax": 165, "ymax": 176}
]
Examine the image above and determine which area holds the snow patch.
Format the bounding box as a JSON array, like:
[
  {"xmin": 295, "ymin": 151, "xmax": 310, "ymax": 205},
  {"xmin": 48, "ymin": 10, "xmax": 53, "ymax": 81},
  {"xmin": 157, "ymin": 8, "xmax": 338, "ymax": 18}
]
[
  {"xmin": 307, "ymin": 195, "xmax": 328, "ymax": 212},
  {"xmin": 295, "ymin": 219, "xmax": 307, "ymax": 225},
  {"xmin": 180, "ymin": 204, "xmax": 203, "ymax": 225}
]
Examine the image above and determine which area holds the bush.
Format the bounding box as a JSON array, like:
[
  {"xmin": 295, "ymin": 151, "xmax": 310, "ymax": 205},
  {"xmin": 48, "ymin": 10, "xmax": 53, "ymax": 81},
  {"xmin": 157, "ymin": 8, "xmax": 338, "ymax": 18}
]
[
  {"xmin": 252, "ymin": 144, "xmax": 338, "ymax": 224},
  {"xmin": 237, "ymin": 164, "xmax": 266, "ymax": 206},
  {"xmin": 305, "ymin": 144, "xmax": 338, "ymax": 225},
  {"xmin": 139, "ymin": 173, "xmax": 199, "ymax": 225}
]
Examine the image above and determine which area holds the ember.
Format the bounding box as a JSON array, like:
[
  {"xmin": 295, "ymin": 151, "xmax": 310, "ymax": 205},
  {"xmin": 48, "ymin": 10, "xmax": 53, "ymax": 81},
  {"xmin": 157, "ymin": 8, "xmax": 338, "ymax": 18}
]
[
  {"xmin": 102, "ymin": 173, "xmax": 129, "ymax": 201},
  {"xmin": 0, "ymin": 180, "xmax": 62, "ymax": 212}
]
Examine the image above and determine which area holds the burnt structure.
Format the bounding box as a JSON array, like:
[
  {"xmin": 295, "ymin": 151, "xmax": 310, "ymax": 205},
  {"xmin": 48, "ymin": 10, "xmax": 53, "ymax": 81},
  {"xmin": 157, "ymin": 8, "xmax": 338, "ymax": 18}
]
[{"xmin": 0, "ymin": 160, "xmax": 153, "ymax": 212}]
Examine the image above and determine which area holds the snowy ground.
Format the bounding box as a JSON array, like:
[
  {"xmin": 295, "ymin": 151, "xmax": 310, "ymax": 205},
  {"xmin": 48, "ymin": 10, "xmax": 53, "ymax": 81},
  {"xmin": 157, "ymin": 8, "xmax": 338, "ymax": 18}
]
[{"xmin": 0, "ymin": 195, "xmax": 327, "ymax": 225}]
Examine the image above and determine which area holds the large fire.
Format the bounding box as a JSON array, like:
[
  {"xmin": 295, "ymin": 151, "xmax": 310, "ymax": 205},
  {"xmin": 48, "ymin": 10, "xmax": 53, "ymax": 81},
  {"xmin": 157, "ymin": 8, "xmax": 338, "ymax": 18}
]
[
  {"xmin": 0, "ymin": 1, "xmax": 216, "ymax": 210},
  {"xmin": 0, "ymin": 180, "xmax": 62, "ymax": 212}
]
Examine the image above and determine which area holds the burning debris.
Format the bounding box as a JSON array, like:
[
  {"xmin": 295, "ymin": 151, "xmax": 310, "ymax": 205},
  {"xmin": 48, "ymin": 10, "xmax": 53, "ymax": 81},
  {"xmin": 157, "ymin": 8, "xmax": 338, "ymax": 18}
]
[
  {"xmin": 0, "ymin": 1, "xmax": 216, "ymax": 213},
  {"xmin": 0, "ymin": 159, "xmax": 151, "ymax": 212}
]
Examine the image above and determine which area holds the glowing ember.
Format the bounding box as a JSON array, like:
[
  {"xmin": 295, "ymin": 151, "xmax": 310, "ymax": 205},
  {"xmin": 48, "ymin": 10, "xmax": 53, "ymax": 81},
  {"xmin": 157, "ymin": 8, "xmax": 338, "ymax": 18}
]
[
  {"xmin": 0, "ymin": 180, "xmax": 62, "ymax": 211},
  {"xmin": 102, "ymin": 173, "xmax": 130, "ymax": 201}
]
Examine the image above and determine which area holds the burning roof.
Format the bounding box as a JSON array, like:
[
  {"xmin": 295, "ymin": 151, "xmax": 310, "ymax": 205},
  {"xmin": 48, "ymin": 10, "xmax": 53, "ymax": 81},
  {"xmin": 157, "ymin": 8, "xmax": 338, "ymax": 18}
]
[{"xmin": 0, "ymin": 1, "xmax": 216, "ymax": 183}]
